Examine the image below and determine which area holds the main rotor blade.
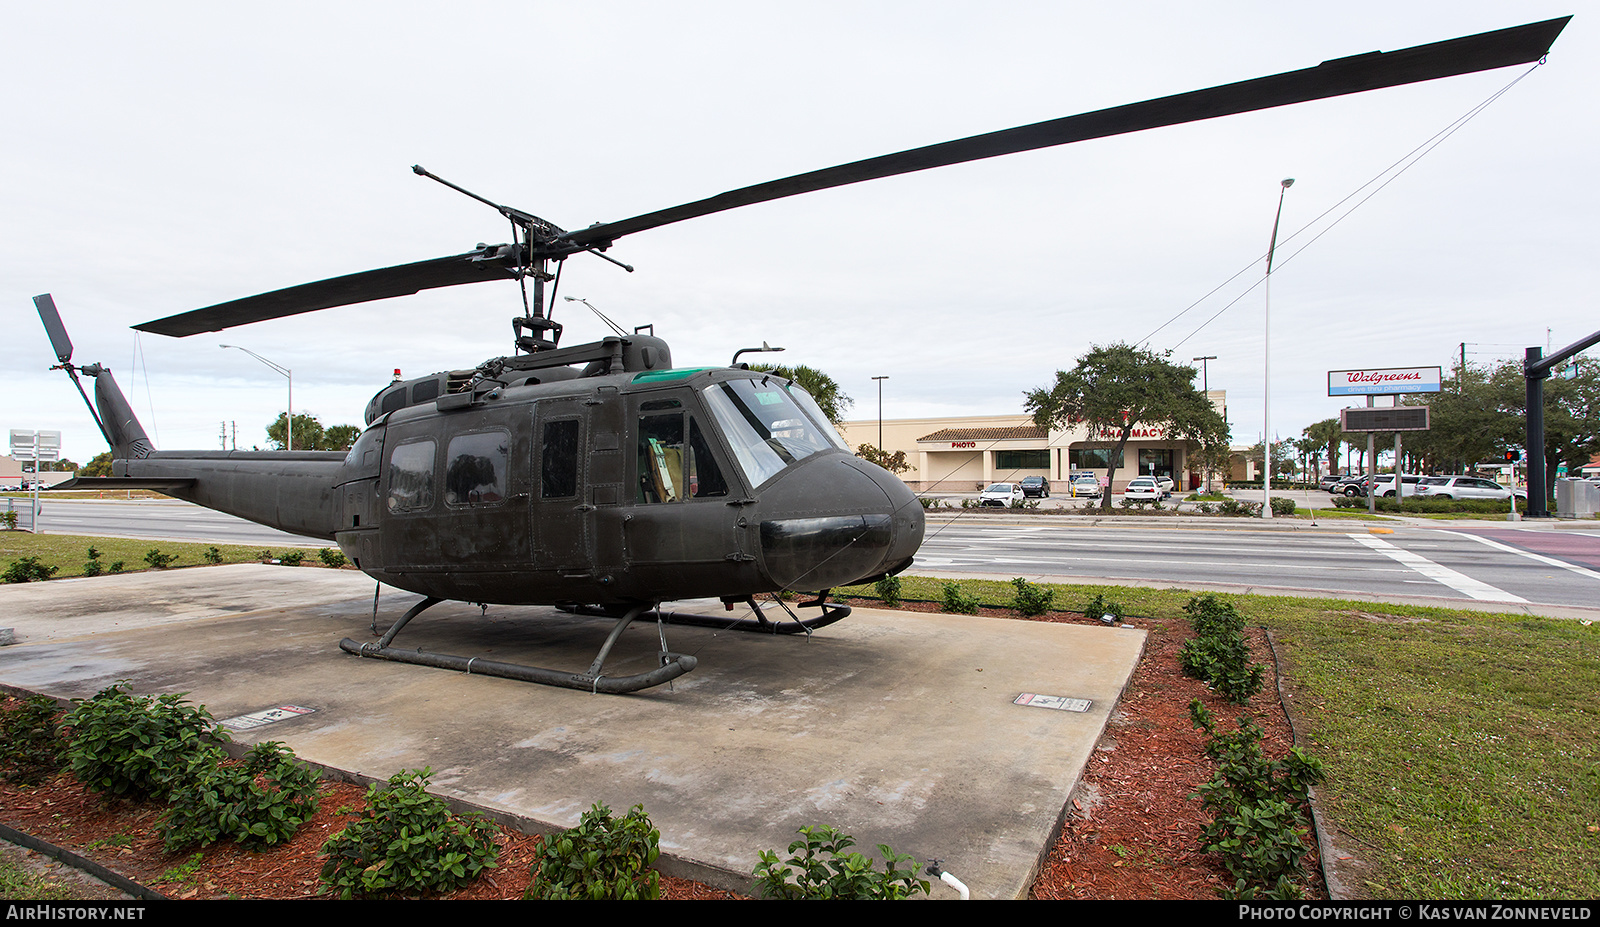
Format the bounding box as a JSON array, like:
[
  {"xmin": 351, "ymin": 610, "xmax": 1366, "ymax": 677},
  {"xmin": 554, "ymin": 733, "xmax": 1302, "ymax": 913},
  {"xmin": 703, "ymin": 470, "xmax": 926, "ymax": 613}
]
[
  {"xmin": 564, "ymin": 16, "xmax": 1569, "ymax": 248},
  {"xmin": 134, "ymin": 246, "xmax": 524, "ymax": 337}
]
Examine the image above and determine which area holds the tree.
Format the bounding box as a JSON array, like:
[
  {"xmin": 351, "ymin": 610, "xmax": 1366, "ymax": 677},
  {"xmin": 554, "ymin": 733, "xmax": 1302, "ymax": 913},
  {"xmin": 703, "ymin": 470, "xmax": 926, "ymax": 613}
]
[
  {"xmin": 855, "ymin": 443, "xmax": 911, "ymax": 474},
  {"xmin": 324, "ymin": 424, "xmax": 361, "ymax": 451},
  {"xmin": 83, "ymin": 452, "xmax": 113, "ymax": 477},
  {"xmin": 1025, "ymin": 343, "xmax": 1229, "ymax": 511},
  {"xmin": 265, "ymin": 413, "xmax": 362, "ymax": 451},
  {"xmin": 1302, "ymin": 418, "xmax": 1345, "ymax": 475},
  {"xmin": 746, "ymin": 365, "xmax": 853, "ymax": 426}
]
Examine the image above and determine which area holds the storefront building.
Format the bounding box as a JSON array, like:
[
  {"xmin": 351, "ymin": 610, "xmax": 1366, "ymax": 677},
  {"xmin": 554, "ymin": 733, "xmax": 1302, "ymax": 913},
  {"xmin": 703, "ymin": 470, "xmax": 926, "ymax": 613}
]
[{"xmin": 836, "ymin": 392, "xmax": 1225, "ymax": 494}]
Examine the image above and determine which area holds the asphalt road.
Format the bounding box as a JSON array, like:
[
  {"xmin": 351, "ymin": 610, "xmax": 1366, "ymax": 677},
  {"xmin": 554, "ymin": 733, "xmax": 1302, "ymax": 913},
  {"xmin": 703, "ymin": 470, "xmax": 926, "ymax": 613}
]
[
  {"xmin": 919, "ymin": 516, "xmax": 1600, "ymax": 611},
  {"xmin": 23, "ymin": 497, "xmax": 1600, "ymax": 612},
  {"xmin": 30, "ymin": 497, "xmax": 324, "ymax": 548}
]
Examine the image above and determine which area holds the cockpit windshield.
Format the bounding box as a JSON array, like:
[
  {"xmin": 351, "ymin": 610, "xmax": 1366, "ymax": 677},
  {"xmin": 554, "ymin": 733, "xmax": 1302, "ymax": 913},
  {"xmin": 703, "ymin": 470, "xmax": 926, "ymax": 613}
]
[{"xmin": 703, "ymin": 378, "xmax": 847, "ymax": 487}]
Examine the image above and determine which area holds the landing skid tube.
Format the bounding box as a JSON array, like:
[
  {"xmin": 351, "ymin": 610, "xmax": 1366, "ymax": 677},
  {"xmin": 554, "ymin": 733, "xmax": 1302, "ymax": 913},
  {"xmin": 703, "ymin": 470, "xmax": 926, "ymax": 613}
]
[
  {"xmin": 562, "ymin": 594, "xmax": 852, "ymax": 635},
  {"xmin": 339, "ymin": 597, "xmax": 697, "ymax": 694}
]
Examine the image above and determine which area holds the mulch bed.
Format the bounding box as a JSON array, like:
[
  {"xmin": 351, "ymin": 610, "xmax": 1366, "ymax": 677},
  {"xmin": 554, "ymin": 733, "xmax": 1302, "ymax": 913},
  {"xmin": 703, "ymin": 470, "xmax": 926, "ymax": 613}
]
[{"xmin": 1, "ymin": 603, "xmax": 1319, "ymax": 900}]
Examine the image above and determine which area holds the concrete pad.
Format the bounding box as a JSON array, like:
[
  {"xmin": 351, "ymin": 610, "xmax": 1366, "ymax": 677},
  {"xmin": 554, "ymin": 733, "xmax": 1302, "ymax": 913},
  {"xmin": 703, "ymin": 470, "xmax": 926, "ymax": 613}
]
[{"xmin": 0, "ymin": 564, "xmax": 1146, "ymax": 899}]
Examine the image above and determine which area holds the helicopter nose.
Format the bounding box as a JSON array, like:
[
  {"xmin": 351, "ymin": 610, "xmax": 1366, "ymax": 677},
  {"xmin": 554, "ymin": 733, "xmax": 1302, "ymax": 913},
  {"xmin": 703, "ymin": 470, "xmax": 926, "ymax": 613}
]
[{"xmin": 756, "ymin": 453, "xmax": 925, "ymax": 591}]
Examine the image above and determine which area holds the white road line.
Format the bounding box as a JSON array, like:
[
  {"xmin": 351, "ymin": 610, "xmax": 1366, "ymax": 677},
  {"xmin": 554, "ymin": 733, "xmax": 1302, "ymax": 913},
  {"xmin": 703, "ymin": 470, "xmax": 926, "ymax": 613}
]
[
  {"xmin": 1447, "ymin": 531, "xmax": 1600, "ymax": 582},
  {"xmin": 1348, "ymin": 533, "xmax": 1527, "ymax": 602}
]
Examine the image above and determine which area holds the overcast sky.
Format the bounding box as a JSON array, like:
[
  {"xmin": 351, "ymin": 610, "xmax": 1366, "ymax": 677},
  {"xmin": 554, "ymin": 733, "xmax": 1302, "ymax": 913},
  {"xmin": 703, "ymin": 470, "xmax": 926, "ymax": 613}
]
[{"xmin": 5, "ymin": 2, "xmax": 1595, "ymax": 466}]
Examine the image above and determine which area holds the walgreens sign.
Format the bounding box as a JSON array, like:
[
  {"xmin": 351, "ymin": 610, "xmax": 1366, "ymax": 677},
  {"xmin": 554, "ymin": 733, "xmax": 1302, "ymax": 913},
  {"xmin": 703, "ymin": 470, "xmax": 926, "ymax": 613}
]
[{"xmin": 1327, "ymin": 366, "xmax": 1442, "ymax": 396}]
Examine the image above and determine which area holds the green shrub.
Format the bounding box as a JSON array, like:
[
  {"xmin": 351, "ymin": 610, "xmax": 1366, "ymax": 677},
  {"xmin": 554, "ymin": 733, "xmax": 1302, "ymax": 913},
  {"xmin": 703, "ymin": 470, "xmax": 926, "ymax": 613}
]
[
  {"xmin": 0, "ymin": 695, "xmax": 65, "ymax": 786},
  {"xmin": 82, "ymin": 547, "xmax": 105, "ymax": 577},
  {"xmin": 754, "ymin": 824, "xmax": 929, "ymax": 899},
  {"xmin": 3, "ymin": 556, "xmax": 58, "ymax": 583},
  {"xmin": 1178, "ymin": 596, "xmax": 1263, "ymax": 704},
  {"xmin": 202, "ymin": 546, "xmax": 224, "ymax": 565},
  {"xmin": 1269, "ymin": 496, "xmax": 1296, "ymax": 517},
  {"xmin": 318, "ymin": 768, "xmax": 499, "ymax": 899},
  {"xmin": 62, "ymin": 683, "xmax": 226, "ymax": 800},
  {"xmin": 1189, "ymin": 703, "xmax": 1325, "ymax": 899},
  {"xmin": 161, "ymin": 741, "xmax": 321, "ymax": 853},
  {"xmin": 1009, "ymin": 577, "xmax": 1054, "ymax": 616},
  {"xmin": 874, "ymin": 574, "xmax": 902, "ymax": 607},
  {"xmin": 940, "ymin": 581, "xmax": 979, "ymax": 615},
  {"xmin": 143, "ymin": 548, "xmax": 180, "ymax": 569},
  {"xmin": 1219, "ymin": 497, "xmax": 1261, "ymax": 517},
  {"xmin": 279, "ymin": 550, "xmax": 305, "ymax": 566},
  {"xmin": 1082, "ymin": 592, "xmax": 1125, "ymax": 623},
  {"xmin": 1, "ymin": 510, "xmax": 17, "ymax": 530},
  {"xmin": 317, "ymin": 548, "xmax": 348, "ymax": 568},
  {"xmin": 526, "ymin": 802, "xmax": 661, "ymax": 900}
]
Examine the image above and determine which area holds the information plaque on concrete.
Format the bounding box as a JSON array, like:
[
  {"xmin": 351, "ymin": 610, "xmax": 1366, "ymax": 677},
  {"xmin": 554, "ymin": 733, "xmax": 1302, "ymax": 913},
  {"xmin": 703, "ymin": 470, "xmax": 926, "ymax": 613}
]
[
  {"xmin": 220, "ymin": 705, "xmax": 317, "ymax": 732},
  {"xmin": 1014, "ymin": 693, "xmax": 1091, "ymax": 712}
]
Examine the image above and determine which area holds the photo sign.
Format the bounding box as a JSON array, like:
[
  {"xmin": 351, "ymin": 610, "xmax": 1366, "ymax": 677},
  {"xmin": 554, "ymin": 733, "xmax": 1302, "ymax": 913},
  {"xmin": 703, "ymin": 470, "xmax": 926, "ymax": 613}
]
[{"xmin": 1327, "ymin": 366, "xmax": 1442, "ymax": 397}]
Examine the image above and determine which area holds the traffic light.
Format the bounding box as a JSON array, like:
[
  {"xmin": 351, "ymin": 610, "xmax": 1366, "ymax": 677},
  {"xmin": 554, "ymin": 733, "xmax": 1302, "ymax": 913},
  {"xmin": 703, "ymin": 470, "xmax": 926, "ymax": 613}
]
[{"xmin": 1505, "ymin": 451, "xmax": 1518, "ymax": 462}]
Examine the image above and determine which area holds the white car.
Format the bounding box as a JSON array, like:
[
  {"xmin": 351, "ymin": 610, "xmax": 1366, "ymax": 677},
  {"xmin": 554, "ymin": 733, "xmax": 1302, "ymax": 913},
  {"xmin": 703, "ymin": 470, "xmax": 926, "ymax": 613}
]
[
  {"xmin": 1069, "ymin": 475, "xmax": 1101, "ymax": 497},
  {"xmin": 1368, "ymin": 474, "xmax": 1424, "ymax": 498},
  {"xmin": 1415, "ymin": 476, "xmax": 1525, "ymax": 501},
  {"xmin": 979, "ymin": 482, "xmax": 1024, "ymax": 507},
  {"xmin": 1155, "ymin": 476, "xmax": 1175, "ymax": 497},
  {"xmin": 1123, "ymin": 476, "xmax": 1163, "ymax": 501}
]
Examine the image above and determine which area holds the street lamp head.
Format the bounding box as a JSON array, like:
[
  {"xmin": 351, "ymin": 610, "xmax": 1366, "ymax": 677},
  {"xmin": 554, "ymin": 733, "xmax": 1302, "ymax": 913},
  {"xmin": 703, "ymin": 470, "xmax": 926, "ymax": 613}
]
[{"xmin": 1281, "ymin": 178, "xmax": 1295, "ymax": 189}]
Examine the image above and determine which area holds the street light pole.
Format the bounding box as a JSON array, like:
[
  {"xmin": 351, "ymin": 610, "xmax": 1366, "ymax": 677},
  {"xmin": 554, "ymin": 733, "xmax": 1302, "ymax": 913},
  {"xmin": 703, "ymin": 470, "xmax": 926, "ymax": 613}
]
[
  {"xmin": 1262, "ymin": 178, "xmax": 1294, "ymax": 519},
  {"xmin": 221, "ymin": 345, "xmax": 293, "ymax": 450},
  {"xmin": 1193, "ymin": 356, "xmax": 1216, "ymax": 492},
  {"xmin": 872, "ymin": 376, "xmax": 889, "ymax": 452}
]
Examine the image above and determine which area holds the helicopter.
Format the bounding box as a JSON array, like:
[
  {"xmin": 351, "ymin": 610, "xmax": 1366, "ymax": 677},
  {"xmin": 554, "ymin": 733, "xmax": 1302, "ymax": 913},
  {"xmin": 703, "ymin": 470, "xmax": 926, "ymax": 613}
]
[{"xmin": 36, "ymin": 17, "xmax": 1568, "ymax": 693}]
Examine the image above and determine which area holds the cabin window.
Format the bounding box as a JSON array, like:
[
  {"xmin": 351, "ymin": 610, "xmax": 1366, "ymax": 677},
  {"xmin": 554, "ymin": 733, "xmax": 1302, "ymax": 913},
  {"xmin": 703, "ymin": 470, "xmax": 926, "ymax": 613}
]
[
  {"xmin": 412, "ymin": 379, "xmax": 440, "ymax": 404},
  {"xmin": 387, "ymin": 440, "xmax": 435, "ymax": 513},
  {"xmin": 444, "ymin": 430, "xmax": 508, "ymax": 506},
  {"xmin": 540, "ymin": 419, "xmax": 580, "ymax": 499}
]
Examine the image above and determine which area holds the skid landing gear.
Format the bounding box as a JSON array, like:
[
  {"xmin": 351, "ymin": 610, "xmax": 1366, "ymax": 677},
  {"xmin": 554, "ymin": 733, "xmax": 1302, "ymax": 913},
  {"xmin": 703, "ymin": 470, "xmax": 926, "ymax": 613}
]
[
  {"xmin": 339, "ymin": 597, "xmax": 697, "ymax": 694},
  {"xmin": 560, "ymin": 593, "xmax": 852, "ymax": 635}
]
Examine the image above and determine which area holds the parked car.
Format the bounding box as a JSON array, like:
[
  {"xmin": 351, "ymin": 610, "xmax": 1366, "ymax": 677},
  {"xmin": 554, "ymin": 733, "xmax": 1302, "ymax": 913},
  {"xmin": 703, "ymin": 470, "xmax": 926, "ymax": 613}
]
[
  {"xmin": 1415, "ymin": 476, "xmax": 1526, "ymax": 501},
  {"xmin": 1317, "ymin": 473, "xmax": 1353, "ymax": 493},
  {"xmin": 1330, "ymin": 474, "xmax": 1373, "ymax": 496},
  {"xmin": 1123, "ymin": 476, "xmax": 1163, "ymax": 502},
  {"xmin": 1368, "ymin": 474, "xmax": 1424, "ymax": 498},
  {"xmin": 1155, "ymin": 475, "xmax": 1174, "ymax": 497},
  {"xmin": 1069, "ymin": 475, "xmax": 1101, "ymax": 498},
  {"xmin": 1019, "ymin": 476, "xmax": 1051, "ymax": 498},
  {"xmin": 979, "ymin": 482, "xmax": 1024, "ymax": 506}
]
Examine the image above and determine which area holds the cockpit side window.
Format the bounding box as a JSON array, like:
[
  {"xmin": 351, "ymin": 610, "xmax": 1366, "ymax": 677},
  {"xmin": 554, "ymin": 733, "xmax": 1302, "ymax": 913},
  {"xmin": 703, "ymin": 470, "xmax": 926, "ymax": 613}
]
[
  {"xmin": 638, "ymin": 413, "xmax": 684, "ymax": 503},
  {"xmin": 637, "ymin": 410, "xmax": 729, "ymax": 503}
]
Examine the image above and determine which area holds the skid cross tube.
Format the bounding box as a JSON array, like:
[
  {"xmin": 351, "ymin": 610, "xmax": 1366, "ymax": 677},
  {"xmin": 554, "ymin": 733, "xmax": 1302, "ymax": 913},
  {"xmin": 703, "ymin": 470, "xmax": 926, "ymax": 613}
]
[{"xmin": 340, "ymin": 600, "xmax": 696, "ymax": 694}]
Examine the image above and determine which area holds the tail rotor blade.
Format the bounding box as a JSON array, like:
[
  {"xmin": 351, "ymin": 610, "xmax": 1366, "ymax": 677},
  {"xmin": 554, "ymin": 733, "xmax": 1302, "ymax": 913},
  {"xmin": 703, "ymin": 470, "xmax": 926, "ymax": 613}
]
[{"xmin": 34, "ymin": 293, "xmax": 73, "ymax": 365}]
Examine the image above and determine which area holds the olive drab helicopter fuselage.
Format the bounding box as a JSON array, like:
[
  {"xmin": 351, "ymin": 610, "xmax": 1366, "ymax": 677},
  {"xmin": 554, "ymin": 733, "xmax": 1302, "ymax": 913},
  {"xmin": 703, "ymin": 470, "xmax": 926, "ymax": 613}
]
[{"xmin": 35, "ymin": 17, "xmax": 1570, "ymax": 692}]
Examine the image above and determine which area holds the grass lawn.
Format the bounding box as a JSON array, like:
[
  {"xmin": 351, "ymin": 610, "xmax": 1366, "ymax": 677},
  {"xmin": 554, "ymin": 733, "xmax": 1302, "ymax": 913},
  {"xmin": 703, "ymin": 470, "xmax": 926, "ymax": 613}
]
[
  {"xmin": 1, "ymin": 532, "xmax": 331, "ymax": 580},
  {"xmin": 842, "ymin": 575, "xmax": 1600, "ymax": 899}
]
